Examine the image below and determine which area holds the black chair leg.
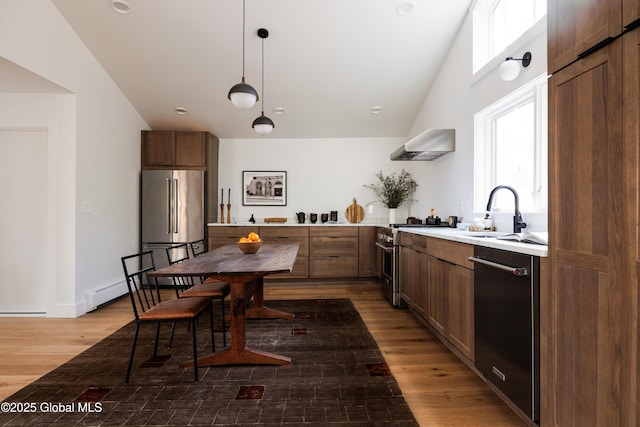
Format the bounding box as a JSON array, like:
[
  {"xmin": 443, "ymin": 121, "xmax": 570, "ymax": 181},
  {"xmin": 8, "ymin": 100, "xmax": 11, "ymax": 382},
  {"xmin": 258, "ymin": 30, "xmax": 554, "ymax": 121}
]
[
  {"xmin": 220, "ymin": 299, "xmax": 227, "ymax": 347},
  {"xmin": 126, "ymin": 323, "xmax": 141, "ymax": 384},
  {"xmin": 153, "ymin": 323, "xmax": 161, "ymax": 356},
  {"xmin": 192, "ymin": 319, "xmax": 199, "ymax": 382},
  {"xmin": 210, "ymin": 303, "xmax": 215, "ymax": 352},
  {"xmin": 168, "ymin": 322, "xmax": 176, "ymax": 348}
]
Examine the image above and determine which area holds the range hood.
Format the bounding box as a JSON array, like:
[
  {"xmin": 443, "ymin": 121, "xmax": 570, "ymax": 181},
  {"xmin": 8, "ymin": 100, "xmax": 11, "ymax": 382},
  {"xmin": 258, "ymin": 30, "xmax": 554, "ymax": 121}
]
[{"xmin": 390, "ymin": 129, "xmax": 455, "ymax": 161}]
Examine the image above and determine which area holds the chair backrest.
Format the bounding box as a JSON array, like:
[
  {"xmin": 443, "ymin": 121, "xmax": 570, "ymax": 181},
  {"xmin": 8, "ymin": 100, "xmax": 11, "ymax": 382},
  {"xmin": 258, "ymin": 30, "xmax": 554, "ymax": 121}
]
[
  {"xmin": 121, "ymin": 251, "xmax": 161, "ymax": 320},
  {"xmin": 190, "ymin": 239, "xmax": 207, "ymax": 257},
  {"xmin": 166, "ymin": 243, "xmax": 190, "ymax": 266},
  {"xmin": 166, "ymin": 243, "xmax": 194, "ymax": 294}
]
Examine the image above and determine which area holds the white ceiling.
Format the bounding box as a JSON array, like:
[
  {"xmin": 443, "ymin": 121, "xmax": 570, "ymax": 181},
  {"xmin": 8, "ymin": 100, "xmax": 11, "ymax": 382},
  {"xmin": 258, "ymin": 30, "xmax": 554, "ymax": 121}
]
[{"xmin": 50, "ymin": 0, "xmax": 470, "ymax": 139}]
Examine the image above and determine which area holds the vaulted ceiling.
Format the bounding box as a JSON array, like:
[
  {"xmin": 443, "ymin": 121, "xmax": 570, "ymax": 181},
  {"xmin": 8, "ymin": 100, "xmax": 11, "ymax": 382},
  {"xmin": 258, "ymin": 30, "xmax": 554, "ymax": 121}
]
[{"xmin": 51, "ymin": 0, "xmax": 470, "ymax": 139}]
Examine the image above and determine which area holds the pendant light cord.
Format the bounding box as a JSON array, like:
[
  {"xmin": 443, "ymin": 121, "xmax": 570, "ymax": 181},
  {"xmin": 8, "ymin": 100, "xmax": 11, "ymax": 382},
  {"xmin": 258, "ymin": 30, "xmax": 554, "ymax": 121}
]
[
  {"xmin": 261, "ymin": 35, "xmax": 265, "ymax": 114},
  {"xmin": 242, "ymin": 0, "xmax": 246, "ymax": 78}
]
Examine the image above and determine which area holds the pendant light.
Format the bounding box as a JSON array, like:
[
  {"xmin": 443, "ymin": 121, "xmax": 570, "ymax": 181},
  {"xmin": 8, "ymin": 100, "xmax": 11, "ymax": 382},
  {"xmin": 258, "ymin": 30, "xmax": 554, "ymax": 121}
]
[
  {"xmin": 252, "ymin": 28, "xmax": 275, "ymax": 135},
  {"xmin": 227, "ymin": 0, "xmax": 258, "ymax": 108}
]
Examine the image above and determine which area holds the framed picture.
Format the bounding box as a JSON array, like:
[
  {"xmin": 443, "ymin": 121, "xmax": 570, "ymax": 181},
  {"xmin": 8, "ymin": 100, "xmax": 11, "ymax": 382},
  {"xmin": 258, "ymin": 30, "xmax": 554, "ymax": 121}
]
[{"xmin": 242, "ymin": 171, "xmax": 287, "ymax": 206}]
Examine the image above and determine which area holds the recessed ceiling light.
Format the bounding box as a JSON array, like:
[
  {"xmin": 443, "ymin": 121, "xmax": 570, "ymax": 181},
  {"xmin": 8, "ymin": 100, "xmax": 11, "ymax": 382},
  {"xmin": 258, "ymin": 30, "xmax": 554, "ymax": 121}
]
[
  {"xmin": 370, "ymin": 106, "xmax": 382, "ymax": 114},
  {"xmin": 111, "ymin": 0, "xmax": 131, "ymax": 14},
  {"xmin": 175, "ymin": 107, "xmax": 188, "ymax": 115},
  {"xmin": 272, "ymin": 107, "xmax": 285, "ymax": 115},
  {"xmin": 396, "ymin": 1, "xmax": 414, "ymax": 16}
]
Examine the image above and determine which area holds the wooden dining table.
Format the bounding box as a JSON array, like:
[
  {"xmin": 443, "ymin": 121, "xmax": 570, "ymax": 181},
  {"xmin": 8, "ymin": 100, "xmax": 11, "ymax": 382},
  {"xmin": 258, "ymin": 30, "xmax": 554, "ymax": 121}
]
[{"xmin": 148, "ymin": 243, "xmax": 299, "ymax": 367}]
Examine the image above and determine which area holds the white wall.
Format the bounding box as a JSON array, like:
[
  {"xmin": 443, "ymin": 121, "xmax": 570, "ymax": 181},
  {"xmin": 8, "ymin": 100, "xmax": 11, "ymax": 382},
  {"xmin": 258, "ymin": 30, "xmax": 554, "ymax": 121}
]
[
  {"xmin": 218, "ymin": 137, "xmax": 423, "ymax": 224},
  {"xmin": 407, "ymin": 11, "xmax": 548, "ymax": 231},
  {"xmin": 0, "ymin": 1, "xmax": 148, "ymax": 316}
]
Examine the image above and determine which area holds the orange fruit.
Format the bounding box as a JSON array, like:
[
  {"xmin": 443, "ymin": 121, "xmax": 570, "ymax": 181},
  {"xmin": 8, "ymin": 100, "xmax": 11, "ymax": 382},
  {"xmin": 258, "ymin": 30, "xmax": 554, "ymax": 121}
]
[
  {"xmin": 239, "ymin": 237, "xmax": 249, "ymax": 243},
  {"xmin": 248, "ymin": 232, "xmax": 260, "ymax": 242}
]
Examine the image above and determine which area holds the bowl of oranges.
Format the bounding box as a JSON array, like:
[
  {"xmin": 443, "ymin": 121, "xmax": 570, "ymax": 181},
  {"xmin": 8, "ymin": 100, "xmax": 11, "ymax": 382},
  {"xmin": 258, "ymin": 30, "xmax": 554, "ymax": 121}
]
[{"xmin": 237, "ymin": 231, "xmax": 262, "ymax": 254}]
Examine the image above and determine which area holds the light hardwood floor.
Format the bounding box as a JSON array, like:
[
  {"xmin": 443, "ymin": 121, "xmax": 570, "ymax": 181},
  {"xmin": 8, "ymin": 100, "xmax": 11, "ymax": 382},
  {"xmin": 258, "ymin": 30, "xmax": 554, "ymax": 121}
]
[{"xmin": 0, "ymin": 281, "xmax": 525, "ymax": 426}]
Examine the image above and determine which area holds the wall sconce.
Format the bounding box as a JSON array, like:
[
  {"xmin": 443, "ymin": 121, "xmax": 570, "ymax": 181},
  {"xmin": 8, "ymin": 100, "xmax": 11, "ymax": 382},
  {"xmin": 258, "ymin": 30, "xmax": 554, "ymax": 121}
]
[{"xmin": 498, "ymin": 51, "xmax": 532, "ymax": 81}]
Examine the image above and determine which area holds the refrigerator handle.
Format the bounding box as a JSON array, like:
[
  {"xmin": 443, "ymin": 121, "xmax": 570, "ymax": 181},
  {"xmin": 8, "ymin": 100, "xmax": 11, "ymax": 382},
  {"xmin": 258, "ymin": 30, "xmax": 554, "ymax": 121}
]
[
  {"xmin": 166, "ymin": 178, "xmax": 172, "ymax": 235},
  {"xmin": 173, "ymin": 178, "xmax": 179, "ymax": 234}
]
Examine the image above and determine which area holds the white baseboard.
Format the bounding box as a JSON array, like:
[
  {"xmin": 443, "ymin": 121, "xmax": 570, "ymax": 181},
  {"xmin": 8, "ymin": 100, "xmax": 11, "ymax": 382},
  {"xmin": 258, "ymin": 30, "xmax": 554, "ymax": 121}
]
[{"xmin": 84, "ymin": 281, "xmax": 128, "ymax": 312}]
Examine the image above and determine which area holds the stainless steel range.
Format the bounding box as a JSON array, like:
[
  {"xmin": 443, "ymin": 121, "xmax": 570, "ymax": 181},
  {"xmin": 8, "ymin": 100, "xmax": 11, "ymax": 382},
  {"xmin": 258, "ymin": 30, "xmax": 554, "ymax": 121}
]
[
  {"xmin": 376, "ymin": 223, "xmax": 451, "ymax": 307},
  {"xmin": 375, "ymin": 227, "xmax": 398, "ymax": 306}
]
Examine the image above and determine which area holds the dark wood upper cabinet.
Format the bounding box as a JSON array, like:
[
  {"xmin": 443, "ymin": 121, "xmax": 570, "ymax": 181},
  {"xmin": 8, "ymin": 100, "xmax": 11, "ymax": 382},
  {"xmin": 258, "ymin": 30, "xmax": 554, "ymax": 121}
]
[
  {"xmin": 547, "ymin": 0, "xmax": 622, "ymax": 73},
  {"xmin": 142, "ymin": 130, "xmax": 208, "ymax": 169},
  {"xmin": 624, "ymin": 0, "xmax": 640, "ymax": 29}
]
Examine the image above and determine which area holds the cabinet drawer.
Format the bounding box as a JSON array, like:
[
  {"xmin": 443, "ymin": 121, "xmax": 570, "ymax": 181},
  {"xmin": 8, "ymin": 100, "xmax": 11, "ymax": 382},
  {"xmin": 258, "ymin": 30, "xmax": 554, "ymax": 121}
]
[
  {"xmin": 399, "ymin": 232, "xmax": 427, "ymax": 252},
  {"xmin": 310, "ymin": 237, "xmax": 358, "ymax": 256},
  {"xmin": 259, "ymin": 226, "xmax": 308, "ymax": 238},
  {"xmin": 309, "ymin": 226, "xmax": 358, "ymax": 238},
  {"xmin": 426, "ymin": 238, "xmax": 474, "ymax": 269},
  {"xmin": 309, "ymin": 256, "xmax": 358, "ymax": 277},
  {"xmin": 208, "ymin": 226, "xmax": 259, "ymax": 249},
  {"xmin": 259, "ymin": 226, "xmax": 309, "ymax": 256}
]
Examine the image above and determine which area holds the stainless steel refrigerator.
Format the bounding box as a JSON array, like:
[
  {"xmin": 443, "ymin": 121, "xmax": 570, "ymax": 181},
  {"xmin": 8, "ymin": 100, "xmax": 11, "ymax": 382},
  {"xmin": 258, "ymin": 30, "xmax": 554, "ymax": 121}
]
[{"xmin": 141, "ymin": 170, "xmax": 205, "ymax": 278}]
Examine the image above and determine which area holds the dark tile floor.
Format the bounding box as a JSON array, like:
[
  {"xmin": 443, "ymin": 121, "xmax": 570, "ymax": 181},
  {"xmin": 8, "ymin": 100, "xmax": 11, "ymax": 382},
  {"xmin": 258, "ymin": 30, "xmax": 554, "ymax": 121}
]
[{"xmin": 0, "ymin": 299, "xmax": 418, "ymax": 426}]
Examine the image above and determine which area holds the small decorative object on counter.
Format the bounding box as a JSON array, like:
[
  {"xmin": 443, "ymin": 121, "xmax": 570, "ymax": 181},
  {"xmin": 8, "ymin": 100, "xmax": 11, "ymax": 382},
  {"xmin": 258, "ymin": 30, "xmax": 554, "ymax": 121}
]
[
  {"xmin": 483, "ymin": 213, "xmax": 493, "ymax": 229},
  {"xmin": 296, "ymin": 212, "xmax": 306, "ymax": 223},
  {"xmin": 249, "ymin": 214, "xmax": 256, "ymax": 224},
  {"xmin": 264, "ymin": 217, "xmax": 287, "ymax": 223},
  {"xmin": 330, "ymin": 210, "xmax": 338, "ymax": 222},
  {"xmin": 345, "ymin": 198, "xmax": 365, "ymax": 223},
  {"xmin": 227, "ymin": 188, "xmax": 231, "ymax": 224},
  {"xmin": 425, "ymin": 208, "xmax": 441, "ymax": 225},
  {"xmin": 220, "ymin": 188, "xmax": 225, "ymax": 223},
  {"xmin": 363, "ymin": 169, "xmax": 418, "ymax": 224},
  {"xmin": 321, "ymin": 213, "xmax": 329, "ymax": 223},
  {"xmin": 310, "ymin": 213, "xmax": 318, "ymax": 224}
]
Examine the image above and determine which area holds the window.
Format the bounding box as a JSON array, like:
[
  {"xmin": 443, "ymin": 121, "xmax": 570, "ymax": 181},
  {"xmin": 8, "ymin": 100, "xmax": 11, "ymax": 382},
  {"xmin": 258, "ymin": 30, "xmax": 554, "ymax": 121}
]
[
  {"xmin": 474, "ymin": 74, "xmax": 547, "ymax": 213},
  {"xmin": 473, "ymin": 0, "xmax": 546, "ymax": 72}
]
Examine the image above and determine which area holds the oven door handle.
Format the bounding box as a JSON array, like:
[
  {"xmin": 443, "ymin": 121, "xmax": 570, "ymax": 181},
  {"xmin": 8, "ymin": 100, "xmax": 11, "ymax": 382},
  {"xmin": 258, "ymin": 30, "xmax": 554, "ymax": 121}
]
[
  {"xmin": 375, "ymin": 242, "xmax": 395, "ymax": 252},
  {"xmin": 468, "ymin": 256, "xmax": 528, "ymax": 276}
]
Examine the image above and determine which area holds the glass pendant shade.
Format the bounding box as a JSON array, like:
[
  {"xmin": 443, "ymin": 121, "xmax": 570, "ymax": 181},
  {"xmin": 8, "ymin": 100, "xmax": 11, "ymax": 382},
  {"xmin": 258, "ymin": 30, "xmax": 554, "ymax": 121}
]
[
  {"xmin": 252, "ymin": 113, "xmax": 274, "ymax": 135},
  {"xmin": 228, "ymin": 80, "xmax": 258, "ymax": 109},
  {"xmin": 499, "ymin": 58, "xmax": 521, "ymax": 81}
]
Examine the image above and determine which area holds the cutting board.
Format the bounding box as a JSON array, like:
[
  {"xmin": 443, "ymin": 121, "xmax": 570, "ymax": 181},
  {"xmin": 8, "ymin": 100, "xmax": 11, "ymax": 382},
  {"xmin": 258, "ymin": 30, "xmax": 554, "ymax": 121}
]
[{"xmin": 345, "ymin": 198, "xmax": 365, "ymax": 223}]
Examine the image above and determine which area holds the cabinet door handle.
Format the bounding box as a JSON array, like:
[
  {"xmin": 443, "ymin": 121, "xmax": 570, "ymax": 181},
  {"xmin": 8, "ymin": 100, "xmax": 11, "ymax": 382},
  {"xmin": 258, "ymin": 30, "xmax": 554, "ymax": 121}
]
[
  {"xmin": 577, "ymin": 36, "xmax": 616, "ymax": 59},
  {"xmin": 625, "ymin": 17, "xmax": 640, "ymax": 32},
  {"xmin": 492, "ymin": 366, "xmax": 506, "ymax": 382}
]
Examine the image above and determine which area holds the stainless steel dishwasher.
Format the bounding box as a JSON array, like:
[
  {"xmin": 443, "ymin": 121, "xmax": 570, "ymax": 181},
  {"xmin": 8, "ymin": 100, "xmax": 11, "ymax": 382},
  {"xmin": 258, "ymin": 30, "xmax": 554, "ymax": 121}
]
[{"xmin": 469, "ymin": 246, "xmax": 540, "ymax": 423}]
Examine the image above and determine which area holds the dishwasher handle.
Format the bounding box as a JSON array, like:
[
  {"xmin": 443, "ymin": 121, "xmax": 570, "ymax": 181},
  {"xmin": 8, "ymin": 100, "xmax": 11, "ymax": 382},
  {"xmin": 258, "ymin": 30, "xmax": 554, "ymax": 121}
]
[{"xmin": 468, "ymin": 256, "xmax": 528, "ymax": 276}]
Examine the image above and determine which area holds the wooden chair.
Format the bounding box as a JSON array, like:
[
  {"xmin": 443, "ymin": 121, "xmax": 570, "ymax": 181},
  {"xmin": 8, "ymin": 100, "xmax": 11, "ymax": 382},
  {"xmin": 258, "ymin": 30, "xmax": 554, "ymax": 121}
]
[
  {"xmin": 121, "ymin": 251, "xmax": 213, "ymax": 383},
  {"xmin": 167, "ymin": 243, "xmax": 229, "ymax": 347}
]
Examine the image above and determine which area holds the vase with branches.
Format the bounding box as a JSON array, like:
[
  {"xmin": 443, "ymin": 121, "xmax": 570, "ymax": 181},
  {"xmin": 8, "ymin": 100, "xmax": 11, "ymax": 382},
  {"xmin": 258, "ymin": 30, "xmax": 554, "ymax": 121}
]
[{"xmin": 364, "ymin": 169, "xmax": 418, "ymax": 209}]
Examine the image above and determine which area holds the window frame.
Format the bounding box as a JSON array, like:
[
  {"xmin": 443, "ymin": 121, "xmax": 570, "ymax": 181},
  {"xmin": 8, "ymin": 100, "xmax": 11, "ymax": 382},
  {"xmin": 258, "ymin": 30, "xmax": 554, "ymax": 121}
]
[{"xmin": 474, "ymin": 74, "xmax": 548, "ymax": 214}]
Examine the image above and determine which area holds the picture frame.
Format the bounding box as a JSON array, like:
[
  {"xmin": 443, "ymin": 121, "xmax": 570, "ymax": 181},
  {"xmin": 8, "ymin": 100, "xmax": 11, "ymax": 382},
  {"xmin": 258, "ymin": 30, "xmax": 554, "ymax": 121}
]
[{"xmin": 242, "ymin": 171, "xmax": 287, "ymax": 206}]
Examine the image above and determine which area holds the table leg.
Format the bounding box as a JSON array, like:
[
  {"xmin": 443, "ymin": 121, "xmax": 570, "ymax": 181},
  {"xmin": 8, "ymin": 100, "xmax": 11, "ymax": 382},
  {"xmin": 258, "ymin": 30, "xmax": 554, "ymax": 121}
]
[
  {"xmin": 185, "ymin": 276, "xmax": 291, "ymax": 367},
  {"xmin": 246, "ymin": 277, "xmax": 295, "ymax": 320}
]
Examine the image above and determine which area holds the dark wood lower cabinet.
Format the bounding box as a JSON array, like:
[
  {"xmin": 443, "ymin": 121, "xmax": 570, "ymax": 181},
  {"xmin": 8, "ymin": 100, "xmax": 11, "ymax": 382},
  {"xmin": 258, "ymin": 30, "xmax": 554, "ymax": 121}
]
[
  {"xmin": 207, "ymin": 225, "xmax": 376, "ymax": 280},
  {"xmin": 399, "ymin": 233, "xmax": 474, "ymax": 363}
]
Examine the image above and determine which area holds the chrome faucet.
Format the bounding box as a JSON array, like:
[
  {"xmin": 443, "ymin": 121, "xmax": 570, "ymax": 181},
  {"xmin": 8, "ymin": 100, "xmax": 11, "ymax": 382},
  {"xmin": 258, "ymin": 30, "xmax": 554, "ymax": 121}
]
[{"xmin": 486, "ymin": 185, "xmax": 527, "ymax": 233}]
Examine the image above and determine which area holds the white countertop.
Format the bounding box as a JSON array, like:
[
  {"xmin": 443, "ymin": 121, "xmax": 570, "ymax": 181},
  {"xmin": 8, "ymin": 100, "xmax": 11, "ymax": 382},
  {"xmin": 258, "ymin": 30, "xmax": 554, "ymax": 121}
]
[
  {"xmin": 398, "ymin": 227, "xmax": 548, "ymax": 257},
  {"xmin": 207, "ymin": 222, "xmax": 379, "ymax": 227}
]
